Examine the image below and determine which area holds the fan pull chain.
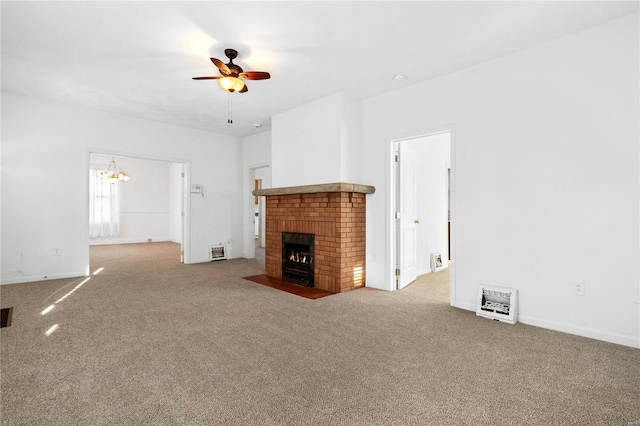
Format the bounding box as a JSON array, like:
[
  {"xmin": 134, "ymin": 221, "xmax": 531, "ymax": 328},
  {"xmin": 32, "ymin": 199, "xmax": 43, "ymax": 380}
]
[{"xmin": 227, "ymin": 94, "xmax": 233, "ymax": 124}]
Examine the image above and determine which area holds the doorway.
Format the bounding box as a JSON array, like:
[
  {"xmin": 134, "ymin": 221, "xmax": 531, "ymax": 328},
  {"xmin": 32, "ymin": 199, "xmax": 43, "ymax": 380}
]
[
  {"xmin": 87, "ymin": 152, "xmax": 189, "ymax": 267},
  {"xmin": 251, "ymin": 165, "xmax": 270, "ymax": 260},
  {"xmin": 393, "ymin": 130, "xmax": 452, "ymax": 291}
]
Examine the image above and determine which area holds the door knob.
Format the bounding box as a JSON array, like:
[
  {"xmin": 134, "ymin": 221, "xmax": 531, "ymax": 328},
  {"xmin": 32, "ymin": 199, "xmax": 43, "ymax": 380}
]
[{"xmin": 414, "ymin": 219, "xmax": 420, "ymax": 224}]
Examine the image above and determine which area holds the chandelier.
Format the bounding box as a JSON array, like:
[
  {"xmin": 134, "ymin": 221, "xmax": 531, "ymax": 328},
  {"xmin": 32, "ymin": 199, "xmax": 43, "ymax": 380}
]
[{"xmin": 98, "ymin": 157, "xmax": 130, "ymax": 183}]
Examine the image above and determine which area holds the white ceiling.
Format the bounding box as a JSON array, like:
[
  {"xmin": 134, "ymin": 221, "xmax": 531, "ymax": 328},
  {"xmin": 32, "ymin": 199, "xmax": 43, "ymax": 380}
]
[{"xmin": 2, "ymin": 1, "xmax": 638, "ymax": 138}]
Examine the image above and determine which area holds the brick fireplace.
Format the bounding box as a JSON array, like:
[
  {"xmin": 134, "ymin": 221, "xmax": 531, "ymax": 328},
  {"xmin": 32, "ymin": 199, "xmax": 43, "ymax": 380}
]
[{"xmin": 253, "ymin": 183, "xmax": 375, "ymax": 293}]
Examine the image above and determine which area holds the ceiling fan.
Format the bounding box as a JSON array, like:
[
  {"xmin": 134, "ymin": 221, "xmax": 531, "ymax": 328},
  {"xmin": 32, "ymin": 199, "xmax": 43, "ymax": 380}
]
[{"xmin": 192, "ymin": 48, "xmax": 271, "ymax": 93}]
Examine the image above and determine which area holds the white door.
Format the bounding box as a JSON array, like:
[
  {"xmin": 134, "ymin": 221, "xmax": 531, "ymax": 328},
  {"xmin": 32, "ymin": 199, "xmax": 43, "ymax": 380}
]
[{"xmin": 397, "ymin": 143, "xmax": 418, "ymax": 289}]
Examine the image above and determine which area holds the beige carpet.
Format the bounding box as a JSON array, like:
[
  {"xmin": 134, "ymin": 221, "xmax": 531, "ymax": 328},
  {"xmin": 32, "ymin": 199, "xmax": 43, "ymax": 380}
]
[{"xmin": 1, "ymin": 242, "xmax": 639, "ymax": 425}]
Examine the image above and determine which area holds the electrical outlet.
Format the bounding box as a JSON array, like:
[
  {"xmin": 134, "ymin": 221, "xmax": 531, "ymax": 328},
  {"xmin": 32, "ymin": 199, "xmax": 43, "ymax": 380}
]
[
  {"xmin": 53, "ymin": 248, "xmax": 61, "ymax": 256},
  {"xmin": 572, "ymin": 281, "xmax": 585, "ymax": 296}
]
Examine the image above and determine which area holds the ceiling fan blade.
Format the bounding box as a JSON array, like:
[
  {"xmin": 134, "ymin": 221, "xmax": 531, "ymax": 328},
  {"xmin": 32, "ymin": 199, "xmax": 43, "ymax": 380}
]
[
  {"xmin": 239, "ymin": 71, "xmax": 271, "ymax": 80},
  {"xmin": 239, "ymin": 85, "xmax": 248, "ymax": 93},
  {"xmin": 211, "ymin": 57, "xmax": 230, "ymax": 75},
  {"xmin": 192, "ymin": 76, "xmax": 222, "ymax": 80}
]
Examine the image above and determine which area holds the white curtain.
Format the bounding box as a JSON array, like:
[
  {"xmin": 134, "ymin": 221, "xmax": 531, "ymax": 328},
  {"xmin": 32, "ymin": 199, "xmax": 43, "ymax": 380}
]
[{"xmin": 89, "ymin": 165, "xmax": 120, "ymax": 238}]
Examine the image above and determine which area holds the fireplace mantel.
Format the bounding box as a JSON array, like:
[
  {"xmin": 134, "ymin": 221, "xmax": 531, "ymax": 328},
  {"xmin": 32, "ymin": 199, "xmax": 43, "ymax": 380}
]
[{"xmin": 253, "ymin": 182, "xmax": 375, "ymax": 197}]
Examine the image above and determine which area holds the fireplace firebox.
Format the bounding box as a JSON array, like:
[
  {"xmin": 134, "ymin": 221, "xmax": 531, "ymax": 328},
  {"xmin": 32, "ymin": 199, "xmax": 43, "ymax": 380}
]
[{"xmin": 282, "ymin": 232, "xmax": 314, "ymax": 287}]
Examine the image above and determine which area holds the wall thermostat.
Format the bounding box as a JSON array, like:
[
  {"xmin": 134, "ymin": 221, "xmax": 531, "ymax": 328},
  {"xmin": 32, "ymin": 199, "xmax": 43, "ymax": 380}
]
[{"xmin": 191, "ymin": 184, "xmax": 203, "ymax": 194}]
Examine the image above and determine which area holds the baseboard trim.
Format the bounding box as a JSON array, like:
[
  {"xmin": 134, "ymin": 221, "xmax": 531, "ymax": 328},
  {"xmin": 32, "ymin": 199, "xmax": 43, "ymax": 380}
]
[
  {"xmin": 517, "ymin": 315, "xmax": 639, "ymax": 349},
  {"xmin": 451, "ymin": 300, "xmax": 475, "ymax": 311},
  {"xmin": 417, "ymin": 264, "xmax": 450, "ymax": 277},
  {"xmin": 451, "ymin": 299, "xmax": 639, "ymax": 349},
  {"xmin": 89, "ymin": 237, "xmax": 171, "ymax": 246},
  {"xmin": 1, "ymin": 271, "xmax": 86, "ymax": 286}
]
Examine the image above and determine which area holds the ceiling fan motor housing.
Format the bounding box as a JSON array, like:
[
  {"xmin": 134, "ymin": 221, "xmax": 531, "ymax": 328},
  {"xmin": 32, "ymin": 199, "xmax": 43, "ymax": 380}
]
[
  {"xmin": 224, "ymin": 48, "xmax": 238, "ymax": 60},
  {"xmin": 223, "ymin": 49, "xmax": 243, "ymax": 75},
  {"xmin": 227, "ymin": 63, "xmax": 243, "ymax": 75}
]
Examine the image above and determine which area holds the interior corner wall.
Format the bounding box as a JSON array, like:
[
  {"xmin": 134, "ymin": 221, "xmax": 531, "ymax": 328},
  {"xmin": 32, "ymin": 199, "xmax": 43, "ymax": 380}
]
[
  {"xmin": 242, "ymin": 130, "xmax": 271, "ymax": 258},
  {"xmin": 1, "ymin": 93, "xmax": 243, "ymax": 284},
  {"xmin": 271, "ymin": 93, "xmax": 343, "ymax": 187},
  {"xmin": 361, "ymin": 14, "xmax": 639, "ymax": 348}
]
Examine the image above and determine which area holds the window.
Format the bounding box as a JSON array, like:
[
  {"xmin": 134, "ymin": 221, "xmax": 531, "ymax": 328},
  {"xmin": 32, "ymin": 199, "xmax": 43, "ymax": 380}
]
[{"xmin": 89, "ymin": 165, "xmax": 120, "ymax": 238}]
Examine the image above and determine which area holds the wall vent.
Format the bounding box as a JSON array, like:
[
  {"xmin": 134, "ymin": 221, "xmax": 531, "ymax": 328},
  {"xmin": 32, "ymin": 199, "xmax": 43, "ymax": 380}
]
[
  {"xmin": 476, "ymin": 285, "xmax": 518, "ymax": 324},
  {"xmin": 430, "ymin": 252, "xmax": 445, "ymax": 272},
  {"xmin": 209, "ymin": 244, "xmax": 227, "ymax": 261},
  {"xmin": 1, "ymin": 307, "xmax": 13, "ymax": 328}
]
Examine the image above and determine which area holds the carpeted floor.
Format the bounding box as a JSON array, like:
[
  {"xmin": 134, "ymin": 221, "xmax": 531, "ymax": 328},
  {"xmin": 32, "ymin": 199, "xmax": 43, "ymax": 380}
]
[{"xmin": 1, "ymin": 242, "xmax": 639, "ymax": 425}]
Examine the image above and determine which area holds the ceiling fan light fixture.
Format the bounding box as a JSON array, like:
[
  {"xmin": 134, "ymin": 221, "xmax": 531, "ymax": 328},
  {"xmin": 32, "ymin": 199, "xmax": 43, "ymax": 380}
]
[
  {"xmin": 218, "ymin": 76, "xmax": 245, "ymax": 93},
  {"xmin": 194, "ymin": 49, "xmax": 270, "ymax": 96}
]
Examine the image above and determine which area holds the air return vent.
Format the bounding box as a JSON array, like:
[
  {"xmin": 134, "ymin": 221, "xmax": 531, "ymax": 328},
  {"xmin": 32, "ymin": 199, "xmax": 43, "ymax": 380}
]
[
  {"xmin": 209, "ymin": 244, "xmax": 227, "ymax": 261},
  {"xmin": 1, "ymin": 307, "xmax": 13, "ymax": 328},
  {"xmin": 476, "ymin": 286, "xmax": 518, "ymax": 324}
]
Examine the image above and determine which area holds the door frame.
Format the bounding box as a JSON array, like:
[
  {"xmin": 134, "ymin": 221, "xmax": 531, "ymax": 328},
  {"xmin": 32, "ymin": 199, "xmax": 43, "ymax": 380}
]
[{"xmin": 388, "ymin": 125, "xmax": 456, "ymax": 304}]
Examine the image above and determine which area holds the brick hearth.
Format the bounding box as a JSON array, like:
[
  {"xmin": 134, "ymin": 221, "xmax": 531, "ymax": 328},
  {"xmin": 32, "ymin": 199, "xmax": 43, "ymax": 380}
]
[{"xmin": 254, "ymin": 183, "xmax": 375, "ymax": 293}]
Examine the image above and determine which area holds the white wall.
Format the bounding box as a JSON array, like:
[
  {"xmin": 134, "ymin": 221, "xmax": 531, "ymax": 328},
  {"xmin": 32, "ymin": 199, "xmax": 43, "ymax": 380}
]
[
  {"xmin": 271, "ymin": 93, "xmax": 362, "ymax": 187},
  {"xmin": 1, "ymin": 93, "xmax": 243, "ymax": 284},
  {"xmin": 242, "ymin": 130, "xmax": 271, "ymax": 258},
  {"xmin": 89, "ymin": 154, "xmax": 174, "ymax": 245},
  {"xmin": 404, "ymin": 133, "xmax": 450, "ymax": 275},
  {"xmin": 272, "ymin": 94, "xmax": 342, "ymax": 187},
  {"xmin": 361, "ymin": 15, "xmax": 639, "ymax": 348},
  {"xmin": 340, "ymin": 95, "xmax": 363, "ymax": 184}
]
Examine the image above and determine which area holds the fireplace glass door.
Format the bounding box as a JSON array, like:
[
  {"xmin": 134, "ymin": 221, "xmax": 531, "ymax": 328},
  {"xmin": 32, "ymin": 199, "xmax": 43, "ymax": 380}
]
[{"xmin": 281, "ymin": 232, "xmax": 314, "ymax": 287}]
